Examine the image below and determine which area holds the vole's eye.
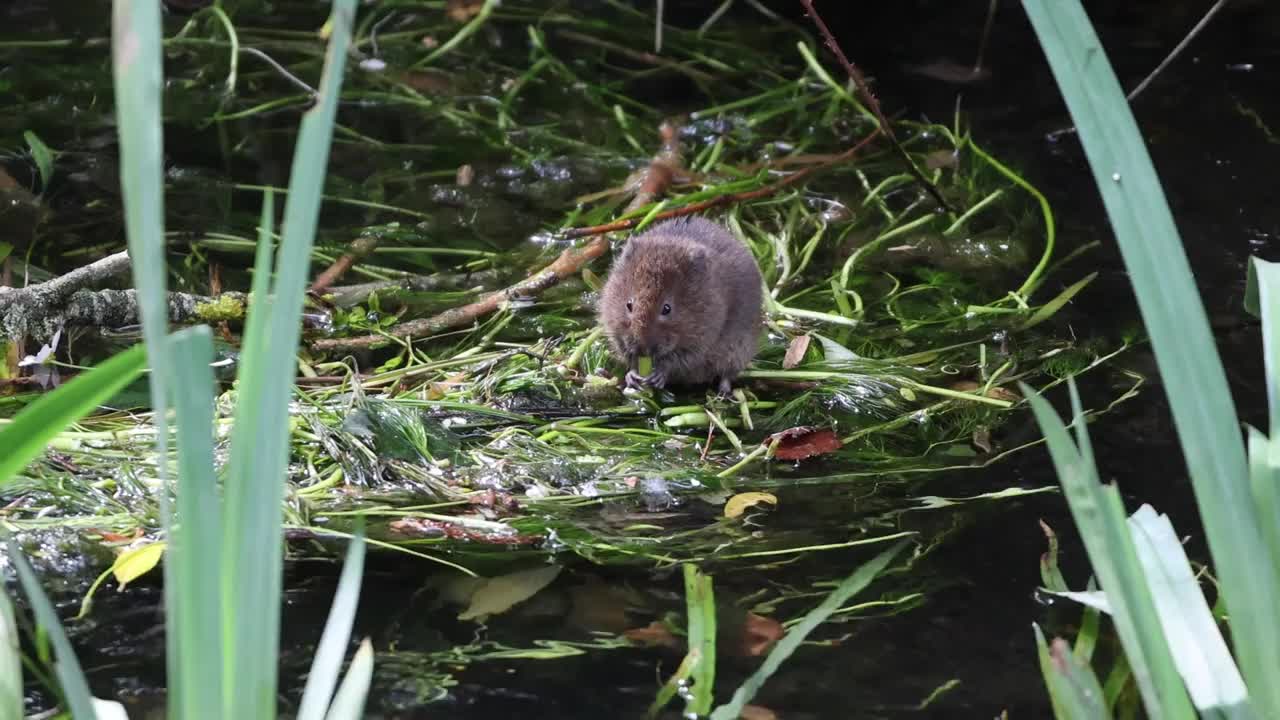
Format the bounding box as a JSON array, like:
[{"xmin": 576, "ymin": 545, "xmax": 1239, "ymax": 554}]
[
  {"xmin": 625, "ymin": 300, "xmax": 633, "ymax": 312},
  {"xmin": 661, "ymin": 303, "xmax": 671, "ymax": 316}
]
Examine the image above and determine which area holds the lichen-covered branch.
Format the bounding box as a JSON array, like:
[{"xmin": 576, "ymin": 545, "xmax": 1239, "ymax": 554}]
[
  {"xmin": 0, "ymin": 251, "xmax": 132, "ymax": 316},
  {"xmin": 3, "ymin": 288, "xmax": 248, "ymax": 341}
]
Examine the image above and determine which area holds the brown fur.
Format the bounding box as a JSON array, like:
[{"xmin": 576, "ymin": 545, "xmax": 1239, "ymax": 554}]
[{"xmin": 598, "ymin": 216, "xmax": 764, "ymax": 395}]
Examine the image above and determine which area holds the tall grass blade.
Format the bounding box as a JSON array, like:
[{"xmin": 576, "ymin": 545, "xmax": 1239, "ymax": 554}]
[
  {"xmin": 6, "ymin": 539, "xmax": 96, "ymax": 719},
  {"xmin": 1246, "ymin": 258, "xmax": 1280, "ymax": 433},
  {"xmin": 297, "ymin": 528, "xmax": 367, "ymax": 720},
  {"xmin": 109, "ymin": 0, "xmax": 178, "ymax": 712},
  {"xmin": 682, "ymin": 564, "xmax": 716, "ymax": 717},
  {"xmin": 1126, "ymin": 505, "xmax": 1252, "ymax": 716},
  {"xmin": 1034, "ymin": 624, "xmax": 1111, "ymax": 720},
  {"xmin": 1021, "ymin": 2, "xmax": 1280, "ymax": 712},
  {"xmin": 708, "ymin": 539, "xmax": 911, "ymax": 720},
  {"xmin": 220, "ymin": 1, "xmax": 357, "ymax": 716},
  {"xmin": 0, "ymin": 344, "xmax": 146, "ymax": 485},
  {"xmin": 1022, "ymin": 380, "xmax": 1194, "ymax": 719},
  {"xmin": 167, "ymin": 326, "xmax": 224, "ymax": 720},
  {"xmin": 322, "ymin": 639, "xmax": 374, "ymax": 720},
  {"xmin": 0, "ymin": 589, "xmax": 20, "ymax": 720}
]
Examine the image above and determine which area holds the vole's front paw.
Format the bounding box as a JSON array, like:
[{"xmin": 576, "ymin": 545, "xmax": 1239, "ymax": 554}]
[
  {"xmin": 714, "ymin": 376, "xmax": 734, "ymax": 398},
  {"xmin": 625, "ymin": 368, "xmax": 668, "ymax": 390}
]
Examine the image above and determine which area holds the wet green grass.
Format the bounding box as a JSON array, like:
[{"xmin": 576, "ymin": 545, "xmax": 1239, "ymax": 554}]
[{"xmin": 0, "ymin": 1, "xmax": 1143, "ymax": 714}]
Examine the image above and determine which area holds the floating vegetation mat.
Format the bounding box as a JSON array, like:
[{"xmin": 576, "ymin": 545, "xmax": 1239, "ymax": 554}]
[{"xmin": 0, "ymin": 0, "xmax": 1143, "ymax": 712}]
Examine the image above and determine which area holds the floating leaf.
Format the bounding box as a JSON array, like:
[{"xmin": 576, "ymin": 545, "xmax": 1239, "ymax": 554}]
[
  {"xmin": 814, "ymin": 333, "xmax": 858, "ymax": 365},
  {"xmin": 782, "ymin": 335, "xmax": 811, "ymax": 369},
  {"xmin": 724, "ymin": 492, "xmax": 778, "ymax": 519},
  {"xmin": 764, "ymin": 427, "xmax": 842, "ymax": 461},
  {"xmin": 458, "ymin": 565, "xmax": 562, "ymax": 621},
  {"xmin": 112, "ymin": 541, "xmax": 166, "ymax": 590}
]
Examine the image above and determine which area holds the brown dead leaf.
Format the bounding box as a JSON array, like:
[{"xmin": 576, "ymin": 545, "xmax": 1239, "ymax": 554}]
[
  {"xmin": 456, "ymin": 164, "xmax": 474, "ymax": 187},
  {"xmin": 782, "ymin": 334, "xmax": 811, "ymax": 369},
  {"xmin": 400, "ymin": 69, "xmax": 453, "ymax": 95},
  {"xmin": 741, "ymin": 612, "xmax": 783, "ymax": 657},
  {"xmin": 0, "ymin": 166, "xmax": 19, "ymax": 192},
  {"xmin": 446, "ymin": 0, "xmax": 485, "ymax": 21},
  {"xmin": 740, "ymin": 705, "xmax": 779, "ymax": 720},
  {"xmin": 764, "ymin": 426, "xmax": 842, "ymax": 461},
  {"xmin": 623, "ymin": 621, "xmax": 680, "ymax": 649}
]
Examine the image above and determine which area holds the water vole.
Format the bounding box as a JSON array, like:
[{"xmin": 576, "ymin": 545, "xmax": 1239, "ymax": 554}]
[{"xmin": 598, "ymin": 216, "xmax": 764, "ymax": 396}]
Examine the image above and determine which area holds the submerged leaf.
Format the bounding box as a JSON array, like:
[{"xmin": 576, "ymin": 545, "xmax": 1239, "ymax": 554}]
[
  {"xmin": 724, "ymin": 492, "xmax": 778, "ymax": 519},
  {"xmin": 458, "ymin": 565, "xmax": 562, "ymax": 621}
]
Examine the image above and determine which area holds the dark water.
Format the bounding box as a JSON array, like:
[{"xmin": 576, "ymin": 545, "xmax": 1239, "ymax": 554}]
[{"xmin": 6, "ymin": 0, "xmax": 1280, "ymax": 717}]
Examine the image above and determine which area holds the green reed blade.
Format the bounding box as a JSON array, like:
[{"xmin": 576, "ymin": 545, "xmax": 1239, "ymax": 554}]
[
  {"xmin": 6, "ymin": 538, "xmax": 96, "ymax": 719},
  {"xmin": 1022, "ymin": 2, "xmax": 1280, "ymax": 713},
  {"xmin": 709, "ymin": 539, "xmax": 910, "ymax": 720},
  {"xmin": 220, "ymin": 1, "xmax": 357, "ymax": 716},
  {"xmin": 0, "ymin": 343, "xmax": 146, "ymax": 486},
  {"xmin": 1023, "ymin": 380, "xmax": 1194, "ymax": 720},
  {"xmin": 297, "ymin": 527, "xmax": 367, "ymax": 720},
  {"xmin": 168, "ymin": 326, "xmax": 224, "ymax": 720}
]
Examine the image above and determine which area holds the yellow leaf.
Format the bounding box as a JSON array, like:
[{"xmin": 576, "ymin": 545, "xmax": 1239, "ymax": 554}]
[
  {"xmin": 112, "ymin": 541, "xmax": 166, "ymax": 590},
  {"xmin": 724, "ymin": 492, "xmax": 778, "ymax": 519}
]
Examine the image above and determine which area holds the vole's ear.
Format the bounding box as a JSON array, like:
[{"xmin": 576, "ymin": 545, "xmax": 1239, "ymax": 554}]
[
  {"xmin": 614, "ymin": 236, "xmax": 637, "ymax": 264},
  {"xmin": 688, "ymin": 247, "xmax": 709, "ymax": 275}
]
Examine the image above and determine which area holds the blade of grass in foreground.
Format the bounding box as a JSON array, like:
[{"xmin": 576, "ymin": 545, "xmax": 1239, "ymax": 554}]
[
  {"xmin": 323, "ymin": 639, "xmax": 374, "ymax": 720},
  {"xmin": 220, "ymin": 1, "xmax": 357, "ymax": 716},
  {"xmin": 708, "ymin": 539, "xmax": 911, "ymax": 720},
  {"xmin": 110, "ymin": 0, "xmax": 176, "ymax": 711},
  {"xmin": 1022, "ymin": 380, "xmax": 1193, "ymax": 719},
  {"xmin": 1034, "ymin": 624, "xmax": 1110, "ymax": 720},
  {"xmin": 0, "ymin": 588, "xmax": 21, "ymax": 720},
  {"xmin": 6, "ymin": 539, "xmax": 96, "ymax": 719},
  {"xmin": 1126, "ymin": 506, "xmax": 1252, "ymax": 717},
  {"xmin": 168, "ymin": 326, "xmax": 225, "ymax": 720},
  {"xmin": 1021, "ymin": 1, "xmax": 1280, "ymax": 713},
  {"xmin": 296, "ymin": 527, "xmax": 367, "ymax": 720},
  {"xmin": 0, "ymin": 343, "xmax": 146, "ymax": 485},
  {"xmin": 682, "ymin": 564, "xmax": 716, "ymax": 717}
]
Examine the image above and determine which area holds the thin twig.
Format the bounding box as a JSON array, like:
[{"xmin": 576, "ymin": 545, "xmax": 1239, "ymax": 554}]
[
  {"xmin": 797, "ymin": 0, "xmax": 952, "ymax": 212},
  {"xmin": 310, "ymin": 237, "xmax": 608, "ymax": 352},
  {"xmin": 312, "ymin": 120, "xmax": 692, "ymax": 353},
  {"xmin": 310, "ymin": 233, "xmax": 384, "ymax": 294},
  {"xmin": 1047, "ymin": 0, "xmax": 1232, "ymax": 139},
  {"xmin": 1127, "ymin": 0, "xmax": 1231, "ymax": 102},
  {"xmin": 563, "ymin": 129, "xmax": 882, "ymax": 239}
]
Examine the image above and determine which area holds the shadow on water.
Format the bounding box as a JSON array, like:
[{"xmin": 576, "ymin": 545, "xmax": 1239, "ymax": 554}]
[{"xmin": 3, "ymin": 0, "xmax": 1280, "ymax": 717}]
